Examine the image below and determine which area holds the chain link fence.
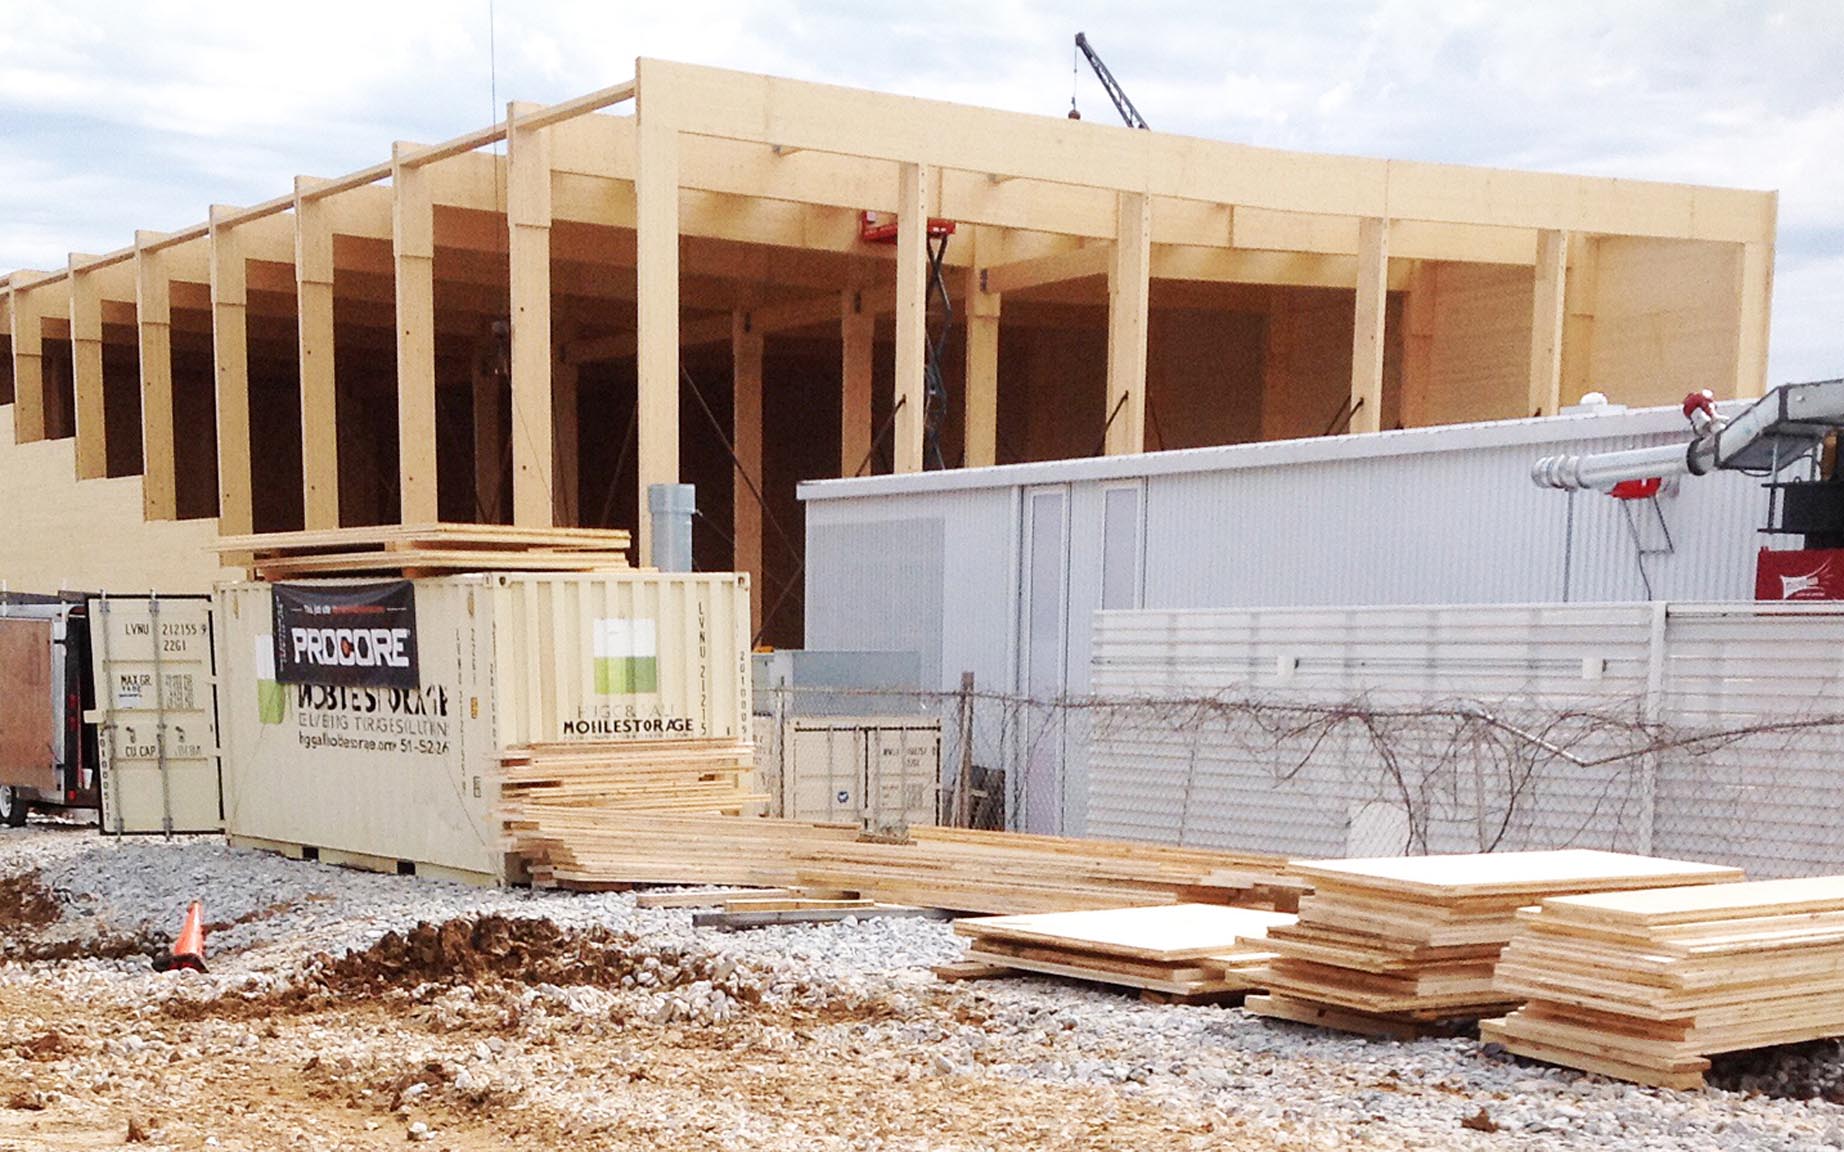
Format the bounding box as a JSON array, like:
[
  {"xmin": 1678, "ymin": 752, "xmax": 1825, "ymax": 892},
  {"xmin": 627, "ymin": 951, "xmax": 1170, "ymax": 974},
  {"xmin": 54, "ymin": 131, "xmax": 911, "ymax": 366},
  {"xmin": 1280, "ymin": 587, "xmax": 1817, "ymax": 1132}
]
[{"xmin": 754, "ymin": 679, "xmax": 1844, "ymax": 879}]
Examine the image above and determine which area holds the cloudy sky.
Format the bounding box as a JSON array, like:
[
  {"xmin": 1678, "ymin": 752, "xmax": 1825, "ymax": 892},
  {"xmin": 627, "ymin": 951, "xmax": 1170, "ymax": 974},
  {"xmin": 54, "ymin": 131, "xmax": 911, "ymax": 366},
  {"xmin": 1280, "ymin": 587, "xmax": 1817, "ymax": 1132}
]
[{"xmin": 3, "ymin": 1, "xmax": 1840, "ymax": 384}]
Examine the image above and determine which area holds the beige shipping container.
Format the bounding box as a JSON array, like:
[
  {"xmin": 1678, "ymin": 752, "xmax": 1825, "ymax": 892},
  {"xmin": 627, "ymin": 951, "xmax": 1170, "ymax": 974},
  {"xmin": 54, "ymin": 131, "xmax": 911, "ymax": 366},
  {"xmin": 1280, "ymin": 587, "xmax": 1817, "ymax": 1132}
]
[
  {"xmin": 215, "ymin": 571, "xmax": 750, "ymax": 883},
  {"xmin": 778, "ymin": 716, "xmax": 941, "ymax": 836}
]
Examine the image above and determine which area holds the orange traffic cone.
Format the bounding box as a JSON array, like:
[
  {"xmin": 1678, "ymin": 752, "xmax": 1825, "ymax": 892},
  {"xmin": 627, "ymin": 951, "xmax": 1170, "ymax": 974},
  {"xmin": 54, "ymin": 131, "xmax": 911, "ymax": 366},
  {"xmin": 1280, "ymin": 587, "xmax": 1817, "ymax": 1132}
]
[{"xmin": 153, "ymin": 901, "xmax": 207, "ymax": 973}]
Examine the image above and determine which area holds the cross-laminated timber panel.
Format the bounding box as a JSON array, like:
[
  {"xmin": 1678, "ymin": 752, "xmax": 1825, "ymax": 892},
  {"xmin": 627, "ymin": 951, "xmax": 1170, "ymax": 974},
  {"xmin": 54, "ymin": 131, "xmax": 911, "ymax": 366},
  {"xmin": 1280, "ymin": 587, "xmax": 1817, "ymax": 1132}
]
[{"xmin": 0, "ymin": 57, "xmax": 1779, "ymax": 592}]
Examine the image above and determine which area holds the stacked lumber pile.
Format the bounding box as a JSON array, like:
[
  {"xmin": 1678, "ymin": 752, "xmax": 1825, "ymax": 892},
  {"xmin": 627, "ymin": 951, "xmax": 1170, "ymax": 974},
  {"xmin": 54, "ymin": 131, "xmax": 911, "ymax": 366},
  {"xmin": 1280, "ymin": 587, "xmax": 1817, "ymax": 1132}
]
[
  {"xmin": 952, "ymin": 904, "xmax": 1295, "ymax": 1002},
  {"xmin": 499, "ymin": 739, "xmax": 765, "ymax": 820},
  {"xmin": 508, "ymin": 813, "xmax": 857, "ymax": 891},
  {"xmin": 503, "ymin": 812, "xmax": 1303, "ymax": 916},
  {"xmin": 215, "ymin": 522, "xmax": 632, "ymax": 579},
  {"xmin": 1246, "ymin": 850, "xmax": 1743, "ymax": 1038},
  {"xmin": 794, "ymin": 826, "xmax": 1304, "ymax": 915},
  {"xmin": 1481, "ymin": 875, "xmax": 1844, "ymax": 1089}
]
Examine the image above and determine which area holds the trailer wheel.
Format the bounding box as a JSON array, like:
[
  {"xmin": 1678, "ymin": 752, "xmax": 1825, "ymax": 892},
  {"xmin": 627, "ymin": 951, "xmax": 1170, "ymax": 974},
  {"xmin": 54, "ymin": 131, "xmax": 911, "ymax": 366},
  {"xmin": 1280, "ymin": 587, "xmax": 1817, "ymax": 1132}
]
[{"xmin": 0, "ymin": 786, "xmax": 26, "ymax": 828}]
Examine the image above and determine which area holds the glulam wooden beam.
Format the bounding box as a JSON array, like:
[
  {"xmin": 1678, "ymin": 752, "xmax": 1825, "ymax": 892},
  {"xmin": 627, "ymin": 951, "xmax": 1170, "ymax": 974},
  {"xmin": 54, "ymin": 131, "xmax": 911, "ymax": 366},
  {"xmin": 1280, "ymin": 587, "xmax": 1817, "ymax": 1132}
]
[
  {"xmin": 963, "ymin": 226, "xmax": 1001, "ymax": 469},
  {"xmin": 732, "ymin": 308, "xmax": 764, "ymax": 625},
  {"xmin": 891, "ymin": 162, "xmax": 930, "ymax": 474},
  {"xmin": 393, "ymin": 141, "xmax": 439, "ymax": 524},
  {"xmin": 1735, "ymin": 233, "xmax": 1775, "ymax": 399},
  {"xmin": 1348, "ymin": 217, "xmax": 1389, "ymax": 436},
  {"xmin": 646, "ymin": 58, "xmax": 1775, "ymax": 245},
  {"xmin": 135, "ymin": 232, "xmax": 178, "ymax": 518},
  {"xmin": 1104, "ymin": 192, "xmax": 1151, "ymax": 456},
  {"xmin": 634, "ymin": 75, "xmax": 680, "ymax": 560},
  {"xmin": 294, "ymin": 178, "xmax": 339, "ymax": 529},
  {"xmin": 507, "ymin": 102, "xmax": 556, "ymax": 529},
  {"xmin": 553, "ymin": 339, "xmax": 579, "ymax": 526},
  {"xmin": 209, "ymin": 206, "xmax": 253, "ymax": 537},
  {"xmin": 67, "ymin": 255, "xmax": 107, "ymax": 479},
  {"xmin": 840, "ymin": 286, "xmax": 873, "ymax": 476},
  {"xmin": 1527, "ymin": 229, "xmax": 1569, "ymax": 418},
  {"xmin": 9, "ymin": 274, "xmax": 49, "ymax": 443}
]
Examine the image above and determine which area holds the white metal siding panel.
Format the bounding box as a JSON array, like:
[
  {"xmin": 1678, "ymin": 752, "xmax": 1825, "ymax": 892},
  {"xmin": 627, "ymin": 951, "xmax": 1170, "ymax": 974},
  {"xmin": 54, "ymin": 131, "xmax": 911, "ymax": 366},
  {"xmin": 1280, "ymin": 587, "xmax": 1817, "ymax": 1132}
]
[
  {"xmin": 1088, "ymin": 601, "xmax": 1844, "ymax": 877},
  {"xmin": 1088, "ymin": 604, "xmax": 1659, "ymax": 857}
]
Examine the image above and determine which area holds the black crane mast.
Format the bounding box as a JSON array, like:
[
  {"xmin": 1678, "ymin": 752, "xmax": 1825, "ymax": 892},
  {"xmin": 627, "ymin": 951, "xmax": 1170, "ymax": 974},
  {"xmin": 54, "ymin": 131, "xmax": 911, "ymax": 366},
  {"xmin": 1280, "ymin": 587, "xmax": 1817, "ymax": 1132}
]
[{"xmin": 1072, "ymin": 32, "xmax": 1150, "ymax": 130}]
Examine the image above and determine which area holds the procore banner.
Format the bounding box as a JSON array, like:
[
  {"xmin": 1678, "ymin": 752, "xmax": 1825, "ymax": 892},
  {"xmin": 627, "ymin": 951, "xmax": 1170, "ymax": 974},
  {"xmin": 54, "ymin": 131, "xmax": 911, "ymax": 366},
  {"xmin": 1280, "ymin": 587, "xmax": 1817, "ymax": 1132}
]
[{"xmin": 272, "ymin": 582, "xmax": 420, "ymax": 689}]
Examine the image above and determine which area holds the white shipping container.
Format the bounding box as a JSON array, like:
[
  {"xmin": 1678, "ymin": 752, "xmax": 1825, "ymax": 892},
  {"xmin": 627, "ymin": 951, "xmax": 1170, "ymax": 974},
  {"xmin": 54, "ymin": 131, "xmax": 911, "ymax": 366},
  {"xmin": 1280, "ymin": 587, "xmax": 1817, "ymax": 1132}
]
[
  {"xmin": 778, "ymin": 716, "xmax": 941, "ymax": 836},
  {"xmin": 215, "ymin": 571, "xmax": 751, "ymax": 882}
]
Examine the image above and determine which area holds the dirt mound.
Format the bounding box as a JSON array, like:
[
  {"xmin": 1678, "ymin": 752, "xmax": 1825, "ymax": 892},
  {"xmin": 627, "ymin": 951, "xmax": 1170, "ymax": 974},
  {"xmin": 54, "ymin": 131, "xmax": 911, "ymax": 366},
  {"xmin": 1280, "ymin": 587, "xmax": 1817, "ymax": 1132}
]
[
  {"xmin": 0, "ymin": 871, "xmax": 60, "ymax": 931},
  {"xmin": 305, "ymin": 915, "xmax": 734, "ymax": 995},
  {"xmin": 168, "ymin": 915, "xmax": 764, "ymax": 1022}
]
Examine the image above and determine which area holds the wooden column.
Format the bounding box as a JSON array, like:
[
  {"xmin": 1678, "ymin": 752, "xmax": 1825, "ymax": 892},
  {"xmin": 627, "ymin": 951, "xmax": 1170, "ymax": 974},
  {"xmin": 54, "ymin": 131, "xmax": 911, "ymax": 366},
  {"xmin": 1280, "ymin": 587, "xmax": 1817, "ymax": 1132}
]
[
  {"xmin": 1104, "ymin": 192, "xmax": 1151, "ymax": 456},
  {"xmin": 732, "ymin": 309, "xmax": 764, "ymax": 625},
  {"xmin": 634, "ymin": 96, "xmax": 680, "ymax": 560},
  {"xmin": 1735, "ymin": 239, "xmax": 1774, "ymax": 399},
  {"xmin": 1560, "ymin": 234, "xmax": 1600, "ymax": 406},
  {"xmin": 892, "ymin": 162, "xmax": 930, "ymax": 474},
  {"xmin": 1527, "ymin": 229, "xmax": 1568, "ymax": 418},
  {"xmin": 294, "ymin": 179, "xmax": 340, "ymax": 529},
  {"xmin": 209, "ymin": 206, "xmax": 253, "ymax": 537},
  {"xmin": 1399, "ymin": 262, "xmax": 1437, "ymax": 430},
  {"xmin": 7, "ymin": 279, "xmax": 46, "ymax": 444},
  {"xmin": 472, "ymin": 330, "xmax": 503, "ymax": 522},
  {"xmin": 839, "ymin": 287, "xmax": 873, "ymax": 476},
  {"xmin": 67, "ymin": 257, "xmax": 107, "ymax": 479},
  {"xmin": 507, "ymin": 102, "xmax": 555, "ymax": 529},
  {"xmin": 963, "ymin": 225, "xmax": 1001, "ymax": 469},
  {"xmin": 136, "ymin": 231, "xmax": 178, "ymax": 520},
  {"xmin": 393, "ymin": 141, "xmax": 438, "ymax": 525},
  {"xmin": 553, "ymin": 343, "xmax": 579, "ymax": 526},
  {"xmin": 1348, "ymin": 216, "xmax": 1389, "ymax": 435}
]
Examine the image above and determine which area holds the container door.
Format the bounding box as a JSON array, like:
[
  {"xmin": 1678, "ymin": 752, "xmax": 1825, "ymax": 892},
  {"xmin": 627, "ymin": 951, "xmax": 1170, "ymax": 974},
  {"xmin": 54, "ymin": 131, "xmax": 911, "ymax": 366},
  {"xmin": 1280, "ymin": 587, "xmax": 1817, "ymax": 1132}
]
[
  {"xmin": 1016, "ymin": 485, "xmax": 1070, "ymax": 833},
  {"xmin": 89, "ymin": 596, "xmax": 222, "ymax": 834}
]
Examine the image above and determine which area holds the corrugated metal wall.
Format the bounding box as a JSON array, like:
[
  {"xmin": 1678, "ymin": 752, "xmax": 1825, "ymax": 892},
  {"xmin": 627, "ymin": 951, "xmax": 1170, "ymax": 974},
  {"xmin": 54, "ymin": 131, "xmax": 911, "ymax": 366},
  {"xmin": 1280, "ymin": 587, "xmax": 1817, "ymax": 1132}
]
[
  {"xmin": 1088, "ymin": 603, "xmax": 1661, "ymax": 858},
  {"xmin": 1087, "ymin": 602, "xmax": 1844, "ymax": 877}
]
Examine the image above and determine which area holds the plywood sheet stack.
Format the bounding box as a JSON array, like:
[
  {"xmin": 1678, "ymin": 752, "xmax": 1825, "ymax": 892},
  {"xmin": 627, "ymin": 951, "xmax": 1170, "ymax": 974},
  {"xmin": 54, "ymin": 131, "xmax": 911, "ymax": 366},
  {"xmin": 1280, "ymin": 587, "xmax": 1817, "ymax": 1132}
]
[
  {"xmin": 499, "ymin": 738, "xmax": 765, "ymax": 820},
  {"xmin": 953, "ymin": 904, "xmax": 1295, "ymax": 1002},
  {"xmin": 215, "ymin": 522, "xmax": 632, "ymax": 578},
  {"xmin": 1247, "ymin": 850, "xmax": 1744, "ymax": 1038},
  {"xmin": 1481, "ymin": 876, "xmax": 1844, "ymax": 1089}
]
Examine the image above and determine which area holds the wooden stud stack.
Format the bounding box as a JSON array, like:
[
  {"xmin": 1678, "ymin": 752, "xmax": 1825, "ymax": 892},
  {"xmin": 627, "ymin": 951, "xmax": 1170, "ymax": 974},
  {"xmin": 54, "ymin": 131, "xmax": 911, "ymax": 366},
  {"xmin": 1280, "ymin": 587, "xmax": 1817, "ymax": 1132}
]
[
  {"xmin": 1246, "ymin": 850, "xmax": 1744, "ymax": 1038},
  {"xmin": 213, "ymin": 523, "xmax": 633, "ymax": 579},
  {"xmin": 499, "ymin": 738, "xmax": 766, "ymax": 820},
  {"xmin": 1482, "ymin": 876, "xmax": 1844, "ymax": 1089},
  {"xmin": 792, "ymin": 826, "xmax": 1303, "ymax": 916},
  {"xmin": 503, "ymin": 811, "xmax": 1304, "ymax": 916},
  {"xmin": 953, "ymin": 904, "xmax": 1296, "ymax": 1002}
]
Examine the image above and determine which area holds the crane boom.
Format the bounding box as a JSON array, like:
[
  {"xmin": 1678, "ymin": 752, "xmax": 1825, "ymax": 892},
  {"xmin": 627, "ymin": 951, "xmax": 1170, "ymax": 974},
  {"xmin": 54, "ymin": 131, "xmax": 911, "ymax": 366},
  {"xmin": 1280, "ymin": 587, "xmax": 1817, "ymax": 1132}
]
[{"xmin": 1074, "ymin": 32, "xmax": 1150, "ymax": 130}]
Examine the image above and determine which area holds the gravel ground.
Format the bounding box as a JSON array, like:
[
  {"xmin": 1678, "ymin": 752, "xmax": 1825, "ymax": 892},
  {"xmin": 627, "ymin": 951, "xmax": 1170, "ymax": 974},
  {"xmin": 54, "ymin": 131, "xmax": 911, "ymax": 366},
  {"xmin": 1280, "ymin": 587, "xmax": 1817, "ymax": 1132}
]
[{"xmin": 2, "ymin": 822, "xmax": 1843, "ymax": 1151}]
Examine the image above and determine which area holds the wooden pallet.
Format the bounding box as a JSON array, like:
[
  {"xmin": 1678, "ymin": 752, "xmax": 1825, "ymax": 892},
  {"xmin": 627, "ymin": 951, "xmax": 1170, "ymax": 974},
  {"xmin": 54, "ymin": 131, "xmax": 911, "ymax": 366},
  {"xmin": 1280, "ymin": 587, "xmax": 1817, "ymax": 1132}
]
[
  {"xmin": 952, "ymin": 903, "xmax": 1292, "ymax": 998},
  {"xmin": 1249, "ymin": 850, "xmax": 1744, "ymax": 1036},
  {"xmin": 215, "ymin": 522, "xmax": 634, "ymax": 579},
  {"xmin": 1480, "ymin": 875, "xmax": 1844, "ymax": 1089}
]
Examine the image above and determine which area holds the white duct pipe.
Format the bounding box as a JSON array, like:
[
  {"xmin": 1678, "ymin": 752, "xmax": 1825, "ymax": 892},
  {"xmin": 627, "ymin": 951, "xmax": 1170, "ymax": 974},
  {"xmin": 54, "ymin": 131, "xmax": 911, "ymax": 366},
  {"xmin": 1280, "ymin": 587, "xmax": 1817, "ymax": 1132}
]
[{"xmin": 1530, "ymin": 440, "xmax": 1713, "ymax": 491}]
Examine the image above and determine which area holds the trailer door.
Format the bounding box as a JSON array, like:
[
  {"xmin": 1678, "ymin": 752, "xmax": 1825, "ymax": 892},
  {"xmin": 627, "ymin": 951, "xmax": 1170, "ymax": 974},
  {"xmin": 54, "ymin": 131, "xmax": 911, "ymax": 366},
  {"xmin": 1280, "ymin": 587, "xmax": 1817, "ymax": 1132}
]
[
  {"xmin": 0, "ymin": 618, "xmax": 56, "ymax": 794},
  {"xmin": 88, "ymin": 596, "xmax": 222, "ymax": 834}
]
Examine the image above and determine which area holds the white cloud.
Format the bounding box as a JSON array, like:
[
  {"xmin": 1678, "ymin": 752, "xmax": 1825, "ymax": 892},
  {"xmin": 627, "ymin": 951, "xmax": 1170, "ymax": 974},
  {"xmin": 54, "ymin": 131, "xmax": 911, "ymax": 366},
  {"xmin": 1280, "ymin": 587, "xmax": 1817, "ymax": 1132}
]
[{"xmin": 1, "ymin": 0, "xmax": 1841, "ymax": 381}]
